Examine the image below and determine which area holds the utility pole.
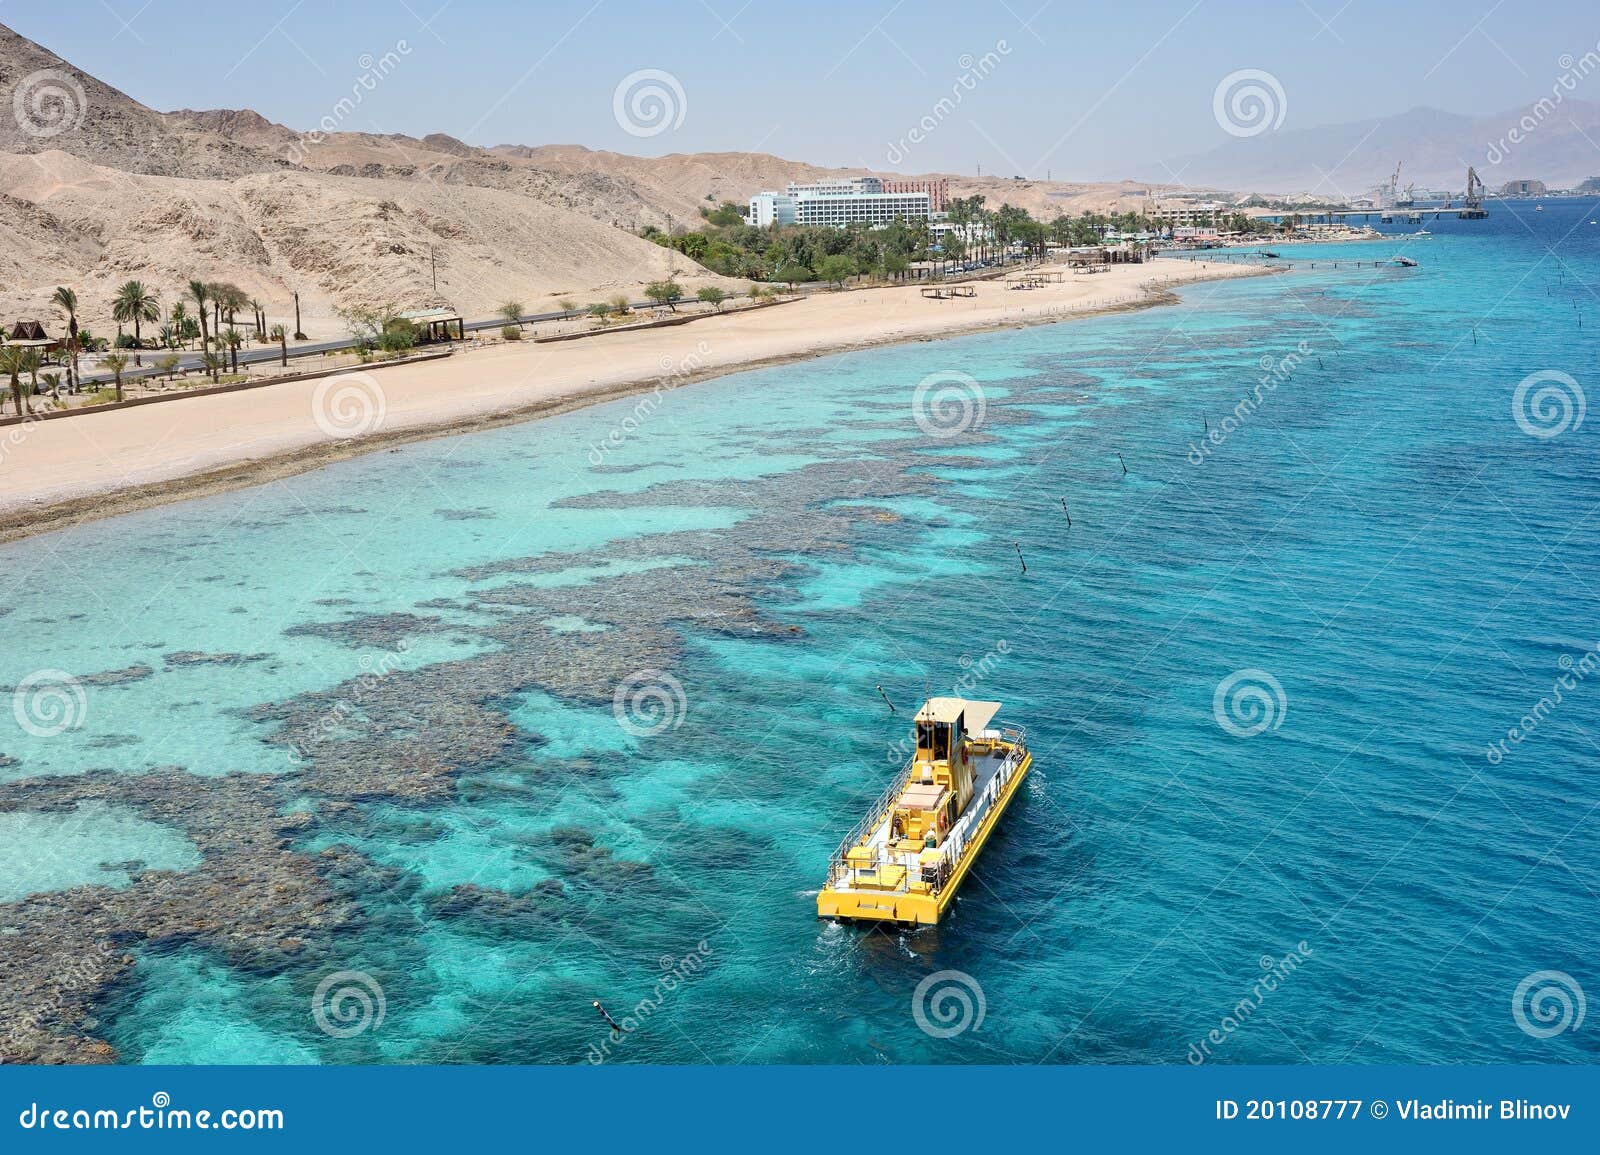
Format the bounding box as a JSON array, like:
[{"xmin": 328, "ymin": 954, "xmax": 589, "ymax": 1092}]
[
  {"xmin": 430, "ymin": 244, "xmax": 438, "ymax": 293},
  {"xmin": 293, "ymin": 291, "xmax": 305, "ymax": 340}
]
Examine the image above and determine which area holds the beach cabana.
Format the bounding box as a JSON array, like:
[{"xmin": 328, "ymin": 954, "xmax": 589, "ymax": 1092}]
[{"xmin": 399, "ymin": 307, "xmax": 465, "ymax": 343}]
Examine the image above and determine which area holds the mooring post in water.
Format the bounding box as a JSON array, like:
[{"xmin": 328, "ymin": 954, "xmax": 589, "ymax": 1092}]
[
  {"xmin": 1060, "ymin": 497, "xmax": 1071, "ymax": 528},
  {"xmin": 1317, "ymin": 357, "xmax": 1324, "ymax": 370},
  {"xmin": 1118, "ymin": 452, "xmax": 1128, "ymax": 475},
  {"xmin": 876, "ymin": 684, "xmax": 896, "ymax": 714},
  {"xmin": 1014, "ymin": 542, "xmax": 1027, "ymax": 574},
  {"xmin": 593, "ymin": 1000, "xmax": 623, "ymax": 1036}
]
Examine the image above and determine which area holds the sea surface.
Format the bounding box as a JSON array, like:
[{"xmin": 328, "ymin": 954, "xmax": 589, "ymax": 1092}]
[{"xmin": 2, "ymin": 199, "xmax": 1597, "ymax": 1064}]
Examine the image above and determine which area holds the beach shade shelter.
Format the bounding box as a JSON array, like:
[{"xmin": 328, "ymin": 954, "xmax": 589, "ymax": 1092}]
[{"xmin": 399, "ymin": 307, "xmax": 465, "ymax": 343}]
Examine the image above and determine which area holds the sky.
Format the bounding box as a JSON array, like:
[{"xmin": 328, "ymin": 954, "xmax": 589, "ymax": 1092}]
[{"xmin": 7, "ymin": 0, "xmax": 1598, "ymax": 181}]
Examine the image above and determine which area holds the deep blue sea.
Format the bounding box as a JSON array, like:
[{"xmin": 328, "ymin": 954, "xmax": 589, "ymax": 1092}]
[{"xmin": 2, "ymin": 198, "xmax": 1597, "ymax": 1064}]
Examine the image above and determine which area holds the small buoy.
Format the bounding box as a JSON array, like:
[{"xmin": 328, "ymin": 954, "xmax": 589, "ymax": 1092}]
[
  {"xmin": 1014, "ymin": 542, "xmax": 1027, "ymax": 575},
  {"xmin": 1117, "ymin": 452, "xmax": 1128, "ymax": 475},
  {"xmin": 876, "ymin": 685, "xmax": 896, "ymax": 715},
  {"xmin": 1060, "ymin": 497, "xmax": 1071, "ymax": 528}
]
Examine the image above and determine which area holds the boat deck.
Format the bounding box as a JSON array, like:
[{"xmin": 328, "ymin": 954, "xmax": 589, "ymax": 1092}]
[{"xmin": 830, "ymin": 739, "xmax": 1015, "ymax": 898}]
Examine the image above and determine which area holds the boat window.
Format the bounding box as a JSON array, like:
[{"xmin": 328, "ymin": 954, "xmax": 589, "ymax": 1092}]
[
  {"xmin": 915, "ymin": 721, "xmax": 935, "ymax": 758},
  {"xmin": 931, "ymin": 723, "xmax": 950, "ymax": 761}
]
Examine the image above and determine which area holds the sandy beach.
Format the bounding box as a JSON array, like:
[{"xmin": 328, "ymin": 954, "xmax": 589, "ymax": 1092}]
[{"xmin": 0, "ymin": 258, "xmax": 1265, "ymax": 542}]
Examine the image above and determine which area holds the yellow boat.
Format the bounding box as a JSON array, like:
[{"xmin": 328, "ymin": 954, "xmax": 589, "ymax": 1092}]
[{"xmin": 817, "ymin": 697, "xmax": 1031, "ymax": 926}]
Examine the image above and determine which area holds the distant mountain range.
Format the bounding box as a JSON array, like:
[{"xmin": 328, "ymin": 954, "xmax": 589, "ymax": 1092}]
[{"xmin": 1172, "ymin": 100, "xmax": 1600, "ymax": 196}]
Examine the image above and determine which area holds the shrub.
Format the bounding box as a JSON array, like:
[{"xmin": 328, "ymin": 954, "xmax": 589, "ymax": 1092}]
[{"xmin": 501, "ymin": 325, "xmax": 523, "ymax": 340}]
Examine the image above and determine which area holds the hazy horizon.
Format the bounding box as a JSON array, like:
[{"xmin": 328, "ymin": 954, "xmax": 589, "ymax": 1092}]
[{"xmin": 8, "ymin": 0, "xmax": 1599, "ymax": 184}]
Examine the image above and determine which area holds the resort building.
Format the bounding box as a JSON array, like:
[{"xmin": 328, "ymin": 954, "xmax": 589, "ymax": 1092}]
[
  {"xmin": 880, "ymin": 177, "xmax": 948, "ymax": 213},
  {"xmin": 1150, "ymin": 201, "xmax": 1228, "ymax": 229},
  {"xmin": 748, "ymin": 192, "xmax": 797, "ymax": 227},
  {"xmin": 749, "ymin": 177, "xmax": 933, "ymax": 229}
]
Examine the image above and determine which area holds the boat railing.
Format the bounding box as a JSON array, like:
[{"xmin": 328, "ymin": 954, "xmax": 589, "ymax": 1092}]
[
  {"xmin": 826, "ymin": 762, "xmax": 916, "ymax": 886},
  {"xmin": 927, "ymin": 725, "xmax": 1028, "ymax": 896}
]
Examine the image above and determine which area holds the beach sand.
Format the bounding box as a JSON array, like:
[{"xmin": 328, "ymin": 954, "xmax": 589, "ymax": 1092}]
[{"xmin": 0, "ymin": 258, "xmax": 1266, "ymax": 542}]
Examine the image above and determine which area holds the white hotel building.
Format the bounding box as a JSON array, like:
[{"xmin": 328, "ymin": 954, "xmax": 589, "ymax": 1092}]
[{"xmin": 749, "ymin": 177, "xmax": 933, "ymax": 229}]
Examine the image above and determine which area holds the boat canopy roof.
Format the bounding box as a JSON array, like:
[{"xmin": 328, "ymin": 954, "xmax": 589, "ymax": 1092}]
[{"xmin": 916, "ymin": 697, "xmax": 1002, "ymax": 732}]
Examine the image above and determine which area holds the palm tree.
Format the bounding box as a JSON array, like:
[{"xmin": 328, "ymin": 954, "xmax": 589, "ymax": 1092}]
[
  {"xmin": 187, "ymin": 280, "xmax": 212, "ymax": 357},
  {"xmin": 249, "ymin": 298, "xmax": 265, "ymax": 340},
  {"xmin": 222, "ymin": 327, "xmax": 244, "ymax": 374},
  {"xmin": 103, "ymin": 352, "xmax": 128, "ymax": 402},
  {"xmin": 202, "ymin": 350, "xmax": 225, "ymax": 382},
  {"xmin": 269, "ymin": 323, "xmax": 288, "ymax": 367},
  {"xmin": 111, "ymin": 281, "xmax": 160, "ymax": 366},
  {"xmin": 50, "ymin": 286, "xmax": 80, "ymax": 393},
  {"xmin": 41, "ymin": 371, "xmax": 62, "ymax": 400},
  {"xmin": 0, "ymin": 346, "xmax": 28, "ymax": 416},
  {"xmin": 168, "ymin": 301, "xmax": 189, "ymax": 348},
  {"xmin": 20, "ymin": 348, "xmax": 42, "ymax": 397}
]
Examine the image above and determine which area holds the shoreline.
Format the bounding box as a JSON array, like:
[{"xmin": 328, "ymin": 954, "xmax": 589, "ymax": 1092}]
[{"xmin": 0, "ymin": 260, "xmax": 1269, "ymax": 545}]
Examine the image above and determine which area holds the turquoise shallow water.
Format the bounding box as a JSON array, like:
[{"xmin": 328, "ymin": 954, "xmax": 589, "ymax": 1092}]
[{"xmin": 2, "ymin": 200, "xmax": 1598, "ymax": 1064}]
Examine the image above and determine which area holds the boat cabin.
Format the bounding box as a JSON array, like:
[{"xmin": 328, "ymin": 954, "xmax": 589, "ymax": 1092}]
[{"xmin": 893, "ymin": 698, "xmax": 1001, "ymax": 848}]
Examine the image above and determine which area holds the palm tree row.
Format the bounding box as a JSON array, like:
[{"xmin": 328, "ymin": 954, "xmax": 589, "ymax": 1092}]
[{"xmin": 15, "ymin": 278, "xmax": 299, "ymax": 403}]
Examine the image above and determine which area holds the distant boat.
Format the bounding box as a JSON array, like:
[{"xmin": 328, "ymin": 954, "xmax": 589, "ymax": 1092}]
[
  {"xmin": 1392, "ymin": 256, "xmax": 1419, "ymax": 267},
  {"xmin": 1535, "ymin": 204, "xmax": 1544, "ymax": 211}
]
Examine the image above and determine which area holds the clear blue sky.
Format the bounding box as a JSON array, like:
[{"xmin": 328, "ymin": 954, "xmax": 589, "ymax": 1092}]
[{"xmin": 9, "ymin": 0, "xmax": 1596, "ymax": 180}]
